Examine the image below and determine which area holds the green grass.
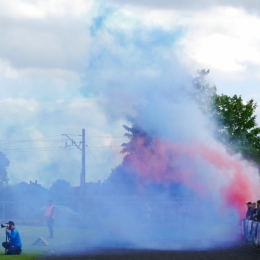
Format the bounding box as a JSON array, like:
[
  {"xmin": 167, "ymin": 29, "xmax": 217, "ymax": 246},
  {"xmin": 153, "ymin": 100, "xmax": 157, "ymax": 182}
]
[{"xmin": 0, "ymin": 225, "xmax": 96, "ymax": 259}]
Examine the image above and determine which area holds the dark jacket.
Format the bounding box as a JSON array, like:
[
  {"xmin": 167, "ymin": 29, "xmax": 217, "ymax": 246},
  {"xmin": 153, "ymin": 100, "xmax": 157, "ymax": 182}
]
[
  {"xmin": 246, "ymin": 208, "xmax": 252, "ymax": 219},
  {"xmin": 255, "ymin": 208, "xmax": 260, "ymax": 221}
]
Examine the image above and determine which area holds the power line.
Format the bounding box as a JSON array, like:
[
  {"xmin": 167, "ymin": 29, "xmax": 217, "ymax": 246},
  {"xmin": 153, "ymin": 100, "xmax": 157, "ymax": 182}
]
[
  {"xmin": 0, "ymin": 135, "xmax": 62, "ymax": 145},
  {"xmin": 1, "ymin": 148, "xmax": 76, "ymax": 153},
  {"xmin": 86, "ymin": 146, "xmax": 122, "ymax": 148},
  {"xmin": 0, "ymin": 145, "xmax": 122, "ymax": 152},
  {"xmin": 0, "ymin": 136, "xmax": 126, "ymax": 146},
  {"xmin": 87, "ymin": 146, "xmax": 106, "ymax": 174},
  {"xmin": 0, "ymin": 146, "xmax": 62, "ymax": 151},
  {"xmin": 0, "ymin": 139, "xmax": 82, "ymax": 145},
  {"xmin": 85, "ymin": 136, "xmax": 126, "ymax": 139}
]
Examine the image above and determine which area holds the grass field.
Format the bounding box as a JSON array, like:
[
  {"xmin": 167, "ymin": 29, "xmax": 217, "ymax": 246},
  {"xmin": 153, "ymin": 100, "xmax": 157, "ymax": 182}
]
[
  {"xmin": 0, "ymin": 222, "xmax": 244, "ymax": 260},
  {"xmin": 0, "ymin": 224, "xmax": 258, "ymax": 260},
  {"xmin": 0, "ymin": 225, "xmax": 97, "ymax": 260}
]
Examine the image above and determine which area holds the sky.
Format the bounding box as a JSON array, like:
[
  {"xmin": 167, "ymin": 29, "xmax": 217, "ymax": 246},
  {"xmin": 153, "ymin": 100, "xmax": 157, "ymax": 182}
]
[{"xmin": 1, "ymin": 0, "xmax": 260, "ymax": 188}]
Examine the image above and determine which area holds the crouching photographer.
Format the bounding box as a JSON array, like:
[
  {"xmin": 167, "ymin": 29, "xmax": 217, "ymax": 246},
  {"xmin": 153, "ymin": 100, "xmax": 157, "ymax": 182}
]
[{"xmin": 1, "ymin": 221, "xmax": 22, "ymax": 255}]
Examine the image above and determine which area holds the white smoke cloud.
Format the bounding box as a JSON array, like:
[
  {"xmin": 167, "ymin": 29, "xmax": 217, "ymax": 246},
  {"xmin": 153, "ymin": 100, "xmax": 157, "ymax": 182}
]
[
  {"xmin": 0, "ymin": 1, "xmax": 259, "ymax": 189},
  {"xmin": 0, "ymin": 1, "xmax": 259, "ymax": 252}
]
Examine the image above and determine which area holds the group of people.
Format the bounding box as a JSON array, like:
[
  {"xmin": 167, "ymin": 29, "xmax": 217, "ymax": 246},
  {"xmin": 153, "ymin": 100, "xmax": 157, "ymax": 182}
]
[
  {"xmin": 245, "ymin": 200, "xmax": 260, "ymax": 220},
  {"xmin": 1, "ymin": 199, "xmax": 55, "ymax": 255}
]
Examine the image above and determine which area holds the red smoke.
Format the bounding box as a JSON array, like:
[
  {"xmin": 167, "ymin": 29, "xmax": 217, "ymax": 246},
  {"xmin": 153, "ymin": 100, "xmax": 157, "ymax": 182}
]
[{"xmin": 123, "ymin": 136, "xmax": 260, "ymax": 217}]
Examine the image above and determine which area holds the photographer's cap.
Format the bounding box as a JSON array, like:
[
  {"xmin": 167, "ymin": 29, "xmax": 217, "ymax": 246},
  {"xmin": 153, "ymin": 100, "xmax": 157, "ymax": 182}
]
[
  {"xmin": 7, "ymin": 221, "xmax": 14, "ymax": 226},
  {"xmin": 246, "ymin": 202, "xmax": 252, "ymax": 205}
]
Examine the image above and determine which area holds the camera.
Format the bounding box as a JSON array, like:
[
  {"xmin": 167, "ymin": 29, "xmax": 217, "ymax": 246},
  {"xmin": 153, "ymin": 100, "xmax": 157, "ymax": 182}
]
[{"xmin": 1, "ymin": 224, "xmax": 11, "ymax": 230}]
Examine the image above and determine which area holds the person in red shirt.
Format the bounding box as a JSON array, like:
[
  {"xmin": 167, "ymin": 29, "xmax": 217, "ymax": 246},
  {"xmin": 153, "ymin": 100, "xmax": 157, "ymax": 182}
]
[{"xmin": 45, "ymin": 200, "xmax": 56, "ymax": 238}]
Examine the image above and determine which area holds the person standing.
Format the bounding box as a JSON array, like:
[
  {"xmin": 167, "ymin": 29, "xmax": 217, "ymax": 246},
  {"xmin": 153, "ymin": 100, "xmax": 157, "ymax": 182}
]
[
  {"xmin": 251, "ymin": 203, "xmax": 257, "ymax": 220},
  {"xmin": 245, "ymin": 202, "xmax": 252, "ymax": 219},
  {"xmin": 2, "ymin": 221, "xmax": 22, "ymax": 255},
  {"xmin": 45, "ymin": 200, "xmax": 56, "ymax": 238},
  {"xmin": 253, "ymin": 200, "xmax": 260, "ymax": 221}
]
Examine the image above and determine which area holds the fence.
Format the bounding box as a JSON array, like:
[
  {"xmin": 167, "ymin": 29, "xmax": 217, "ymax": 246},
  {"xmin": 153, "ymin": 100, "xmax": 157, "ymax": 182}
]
[
  {"xmin": 242, "ymin": 219, "xmax": 260, "ymax": 246},
  {"xmin": 0, "ymin": 198, "xmax": 205, "ymax": 226}
]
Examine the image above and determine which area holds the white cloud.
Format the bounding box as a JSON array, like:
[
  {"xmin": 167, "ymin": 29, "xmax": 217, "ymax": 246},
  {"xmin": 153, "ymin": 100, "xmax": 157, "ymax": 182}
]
[
  {"xmin": 0, "ymin": 59, "xmax": 18, "ymax": 79},
  {"xmin": 97, "ymin": 0, "xmax": 260, "ymax": 12},
  {"xmin": 177, "ymin": 7, "xmax": 260, "ymax": 79},
  {"xmin": 0, "ymin": 98, "xmax": 39, "ymax": 116},
  {"xmin": 0, "ymin": 0, "xmax": 94, "ymax": 19},
  {"xmin": 0, "ymin": 17, "xmax": 91, "ymax": 71},
  {"xmin": 0, "ymin": 1, "xmax": 93, "ymax": 73},
  {"xmin": 88, "ymin": 5, "xmax": 260, "ymax": 81}
]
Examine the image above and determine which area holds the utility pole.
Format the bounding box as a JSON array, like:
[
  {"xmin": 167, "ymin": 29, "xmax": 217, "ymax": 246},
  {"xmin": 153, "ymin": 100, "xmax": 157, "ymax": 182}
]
[{"xmin": 62, "ymin": 129, "xmax": 86, "ymax": 188}]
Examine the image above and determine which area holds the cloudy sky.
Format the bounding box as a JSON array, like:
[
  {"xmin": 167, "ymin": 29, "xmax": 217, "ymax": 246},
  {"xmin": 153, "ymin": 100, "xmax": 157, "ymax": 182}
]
[{"xmin": 1, "ymin": 0, "xmax": 260, "ymax": 188}]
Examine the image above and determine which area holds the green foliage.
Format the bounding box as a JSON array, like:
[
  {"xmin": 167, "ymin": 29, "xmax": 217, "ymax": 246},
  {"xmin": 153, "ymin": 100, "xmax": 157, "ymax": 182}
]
[
  {"xmin": 214, "ymin": 94, "xmax": 260, "ymax": 163},
  {"xmin": 121, "ymin": 69, "xmax": 260, "ymax": 167},
  {"xmin": 193, "ymin": 69, "xmax": 260, "ymax": 165}
]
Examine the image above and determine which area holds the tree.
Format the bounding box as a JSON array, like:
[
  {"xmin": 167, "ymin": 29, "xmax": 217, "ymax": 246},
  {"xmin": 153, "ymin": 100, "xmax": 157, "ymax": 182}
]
[
  {"xmin": 121, "ymin": 115, "xmax": 152, "ymax": 155},
  {"xmin": 0, "ymin": 151, "xmax": 10, "ymax": 186},
  {"xmin": 191, "ymin": 69, "xmax": 217, "ymax": 115},
  {"xmin": 192, "ymin": 70, "xmax": 260, "ymax": 165},
  {"xmin": 105, "ymin": 69, "xmax": 260, "ymax": 195},
  {"xmin": 102, "ymin": 115, "xmax": 155, "ymax": 196},
  {"xmin": 214, "ymin": 94, "xmax": 260, "ymax": 164}
]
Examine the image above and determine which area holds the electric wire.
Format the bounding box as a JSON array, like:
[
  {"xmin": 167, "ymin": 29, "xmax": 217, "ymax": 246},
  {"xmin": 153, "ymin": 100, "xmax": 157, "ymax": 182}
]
[
  {"xmin": 0, "ymin": 145, "xmax": 122, "ymax": 153},
  {"xmin": 85, "ymin": 136, "xmax": 126, "ymax": 139},
  {"xmin": 0, "ymin": 136, "xmax": 126, "ymax": 146},
  {"xmin": 1, "ymin": 149, "xmax": 71, "ymax": 153},
  {"xmin": 0, "ymin": 134, "xmax": 124, "ymax": 153},
  {"xmin": 0, "ymin": 135, "xmax": 62, "ymax": 145},
  {"xmin": 86, "ymin": 146, "xmax": 121, "ymax": 148},
  {"xmin": 86, "ymin": 146, "xmax": 106, "ymax": 174},
  {"xmin": 0, "ymin": 146, "xmax": 67, "ymax": 151}
]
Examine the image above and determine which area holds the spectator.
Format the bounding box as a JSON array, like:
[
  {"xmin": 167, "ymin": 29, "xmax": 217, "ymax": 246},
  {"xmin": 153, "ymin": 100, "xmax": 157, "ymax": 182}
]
[
  {"xmin": 251, "ymin": 203, "xmax": 257, "ymax": 219},
  {"xmin": 253, "ymin": 200, "xmax": 260, "ymax": 221},
  {"xmin": 245, "ymin": 202, "xmax": 252, "ymax": 219}
]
